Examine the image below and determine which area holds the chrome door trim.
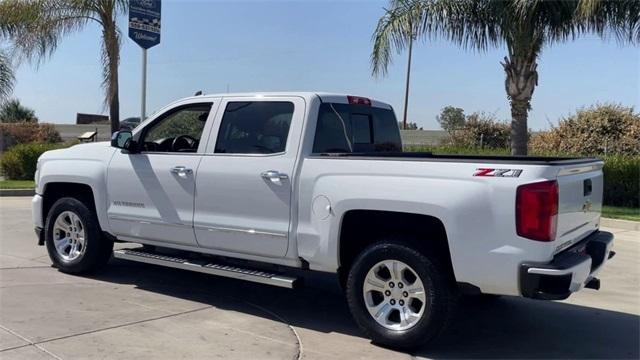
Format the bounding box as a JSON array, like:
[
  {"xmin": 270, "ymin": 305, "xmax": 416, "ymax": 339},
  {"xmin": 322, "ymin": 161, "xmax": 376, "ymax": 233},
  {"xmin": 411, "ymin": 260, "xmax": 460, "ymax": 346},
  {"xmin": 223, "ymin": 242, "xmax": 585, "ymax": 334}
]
[
  {"xmin": 194, "ymin": 225, "xmax": 287, "ymax": 238},
  {"xmin": 108, "ymin": 215, "xmax": 191, "ymax": 228}
]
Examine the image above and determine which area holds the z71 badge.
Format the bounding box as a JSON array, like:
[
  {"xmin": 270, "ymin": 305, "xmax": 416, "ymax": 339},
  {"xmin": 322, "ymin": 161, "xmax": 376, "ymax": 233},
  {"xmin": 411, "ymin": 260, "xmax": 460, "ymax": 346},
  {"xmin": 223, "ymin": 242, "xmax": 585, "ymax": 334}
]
[{"xmin": 473, "ymin": 168, "xmax": 523, "ymax": 177}]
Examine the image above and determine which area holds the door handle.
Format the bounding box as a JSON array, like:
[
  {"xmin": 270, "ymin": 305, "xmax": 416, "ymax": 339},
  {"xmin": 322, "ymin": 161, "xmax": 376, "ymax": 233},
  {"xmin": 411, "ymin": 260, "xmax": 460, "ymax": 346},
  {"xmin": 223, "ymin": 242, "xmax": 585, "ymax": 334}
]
[
  {"xmin": 171, "ymin": 166, "xmax": 193, "ymax": 177},
  {"xmin": 261, "ymin": 170, "xmax": 288, "ymax": 182}
]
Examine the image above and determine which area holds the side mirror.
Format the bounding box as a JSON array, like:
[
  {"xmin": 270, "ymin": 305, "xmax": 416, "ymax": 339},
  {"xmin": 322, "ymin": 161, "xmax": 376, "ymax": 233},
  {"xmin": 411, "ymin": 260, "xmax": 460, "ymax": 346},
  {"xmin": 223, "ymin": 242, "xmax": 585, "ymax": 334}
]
[{"xmin": 111, "ymin": 130, "xmax": 134, "ymax": 151}]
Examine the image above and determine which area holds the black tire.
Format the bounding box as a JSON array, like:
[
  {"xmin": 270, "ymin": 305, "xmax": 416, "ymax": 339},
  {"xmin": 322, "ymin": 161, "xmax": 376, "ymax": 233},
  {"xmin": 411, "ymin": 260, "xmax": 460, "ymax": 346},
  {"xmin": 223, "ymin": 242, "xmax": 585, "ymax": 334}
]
[
  {"xmin": 346, "ymin": 241, "xmax": 456, "ymax": 350},
  {"xmin": 45, "ymin": 197, "xmax": 113, "ymax": 274}
]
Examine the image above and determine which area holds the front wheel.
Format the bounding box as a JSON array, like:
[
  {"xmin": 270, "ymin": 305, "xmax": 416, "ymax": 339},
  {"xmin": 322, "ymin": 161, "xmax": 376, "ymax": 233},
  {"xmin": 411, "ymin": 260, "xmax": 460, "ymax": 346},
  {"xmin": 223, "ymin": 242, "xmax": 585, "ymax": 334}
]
[
  {"xmin": 346, "ymin": 242, "xmax": 455, "ymax": 350},
  {"xmin": 45, "ymin": 197, "xmax": 113, "ymax": 274}
]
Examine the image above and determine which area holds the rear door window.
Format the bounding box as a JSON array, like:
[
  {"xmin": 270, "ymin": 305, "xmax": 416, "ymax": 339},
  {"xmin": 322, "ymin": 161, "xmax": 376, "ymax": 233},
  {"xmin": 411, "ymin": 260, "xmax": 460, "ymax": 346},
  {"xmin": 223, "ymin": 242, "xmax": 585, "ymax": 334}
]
[
  {"xmin": 214, "ymin": 101, "xmax": 294, "ymax": 154},
  {"xmin": 313, "ymin": 103, "xmax": 402, "ymax": 153}
]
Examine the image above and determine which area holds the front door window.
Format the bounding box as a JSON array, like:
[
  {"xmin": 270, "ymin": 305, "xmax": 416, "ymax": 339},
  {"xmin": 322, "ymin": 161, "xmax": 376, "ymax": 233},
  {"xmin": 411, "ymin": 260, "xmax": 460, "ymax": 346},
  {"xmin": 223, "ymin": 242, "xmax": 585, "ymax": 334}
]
[{"xmin": 141, "ymin": 104, "xmax": 211, "ymax": 153}]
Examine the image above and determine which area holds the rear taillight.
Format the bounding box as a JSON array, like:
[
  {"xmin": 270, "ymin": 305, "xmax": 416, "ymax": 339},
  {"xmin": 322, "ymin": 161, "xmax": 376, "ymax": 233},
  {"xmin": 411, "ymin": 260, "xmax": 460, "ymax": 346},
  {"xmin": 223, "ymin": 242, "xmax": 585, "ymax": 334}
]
[{"xmin": 516, "ymin": 180, "xmax": 558, "ymax": 242}]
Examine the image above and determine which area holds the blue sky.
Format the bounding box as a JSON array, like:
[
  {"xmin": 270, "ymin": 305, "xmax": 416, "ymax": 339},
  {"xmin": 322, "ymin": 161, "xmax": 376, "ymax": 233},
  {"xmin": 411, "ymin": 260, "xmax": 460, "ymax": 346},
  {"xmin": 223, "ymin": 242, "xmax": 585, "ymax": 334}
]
[{"xmin": 12, "ymin": 0, "xmax": 640, "ymax": 129}]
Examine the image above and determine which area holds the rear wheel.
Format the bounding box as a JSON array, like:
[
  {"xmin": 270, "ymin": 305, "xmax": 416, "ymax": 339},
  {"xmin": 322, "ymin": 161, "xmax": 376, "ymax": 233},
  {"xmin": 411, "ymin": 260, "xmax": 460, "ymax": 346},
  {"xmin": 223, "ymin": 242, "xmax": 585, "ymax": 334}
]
[
  {"xmin": 45, "ymin": 197, "xmax": 113, "ymax": 274},
  {"xmin": 346, "ymin": 241, "xmax": 455, "ymax": 350}
]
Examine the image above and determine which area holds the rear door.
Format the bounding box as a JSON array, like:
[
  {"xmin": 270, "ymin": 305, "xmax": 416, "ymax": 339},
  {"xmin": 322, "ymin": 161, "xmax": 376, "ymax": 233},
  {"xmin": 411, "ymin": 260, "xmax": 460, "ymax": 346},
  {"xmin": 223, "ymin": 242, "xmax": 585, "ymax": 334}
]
[
  {"xmin": 554, "ymin": 161, "xmax": 604, "ymax": 252},
  {"xmin": 193, "ymin": 96, "xmax": 305, "ymax": 258}
]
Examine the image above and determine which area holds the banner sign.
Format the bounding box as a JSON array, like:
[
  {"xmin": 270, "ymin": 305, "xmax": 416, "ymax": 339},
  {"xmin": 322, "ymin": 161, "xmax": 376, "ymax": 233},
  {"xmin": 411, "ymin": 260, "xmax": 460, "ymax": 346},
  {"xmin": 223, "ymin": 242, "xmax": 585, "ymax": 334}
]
[{"xmin": 128, "ymin": 0, "xmax": 161, "ymax": 49}]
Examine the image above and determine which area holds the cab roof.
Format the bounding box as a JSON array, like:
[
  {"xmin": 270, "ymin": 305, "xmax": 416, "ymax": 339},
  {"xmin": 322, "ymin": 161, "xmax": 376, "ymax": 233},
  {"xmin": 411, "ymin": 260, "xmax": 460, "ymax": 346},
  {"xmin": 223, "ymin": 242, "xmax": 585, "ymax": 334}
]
[{"xmin": 178, "ymin": 92, "xmax": 393, "ymax": 110}]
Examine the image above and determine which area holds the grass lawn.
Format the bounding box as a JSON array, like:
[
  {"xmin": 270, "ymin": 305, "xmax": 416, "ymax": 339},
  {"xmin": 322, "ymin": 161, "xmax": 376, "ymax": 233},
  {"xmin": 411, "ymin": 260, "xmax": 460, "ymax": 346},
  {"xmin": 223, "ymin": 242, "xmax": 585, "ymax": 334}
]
[
  {"xmin": 602, "ymin": 206, "xmax": 640, "ymax": 222},
  {"xmin": 0, "ymin": 180, "xmax": 35, "ymax": 189}
]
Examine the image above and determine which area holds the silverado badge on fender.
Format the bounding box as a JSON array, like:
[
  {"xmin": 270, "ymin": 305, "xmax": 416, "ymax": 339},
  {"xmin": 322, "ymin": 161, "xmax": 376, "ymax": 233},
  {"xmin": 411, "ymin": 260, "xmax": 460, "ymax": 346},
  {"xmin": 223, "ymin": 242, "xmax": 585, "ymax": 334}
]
[{"xmin": 473, "ymin": 168, "xmax": 523, "ymax": 177}]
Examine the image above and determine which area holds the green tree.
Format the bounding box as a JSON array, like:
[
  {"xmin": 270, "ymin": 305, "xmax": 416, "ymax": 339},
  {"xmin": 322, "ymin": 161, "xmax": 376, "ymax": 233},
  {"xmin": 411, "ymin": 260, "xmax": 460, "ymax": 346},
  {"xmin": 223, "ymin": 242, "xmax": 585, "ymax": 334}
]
[
  {"xmin": 0, "ymin": 99, "xmax": 38, "ymax": 123},
  {"xmin": 436, "ymin": 106, "xmax": 465, "ymax": 134},
  {"xmin": 0, "ymin": 0, "xmax": 127, "ymax": 133},
  {"xmin": 371, "ymin": 0, "xmax": 639, "ymax": 155}
]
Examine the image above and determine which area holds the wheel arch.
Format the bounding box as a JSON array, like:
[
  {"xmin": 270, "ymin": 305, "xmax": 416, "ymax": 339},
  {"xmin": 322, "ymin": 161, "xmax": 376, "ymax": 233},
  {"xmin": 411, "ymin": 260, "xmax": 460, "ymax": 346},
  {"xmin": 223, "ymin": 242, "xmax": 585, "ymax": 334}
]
[
  {"xmin": 337, "ymin": 209, "xmax": 455, "ymax": 287},
  {"xmin": 41, "ymin": 181, "xmax": 108, "ymax": 233}
]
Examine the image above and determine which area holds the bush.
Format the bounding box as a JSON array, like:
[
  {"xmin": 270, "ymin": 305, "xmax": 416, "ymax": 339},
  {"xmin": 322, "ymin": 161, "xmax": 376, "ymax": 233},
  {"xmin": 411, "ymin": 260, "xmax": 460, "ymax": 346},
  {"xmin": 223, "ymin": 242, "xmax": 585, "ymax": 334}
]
[
  {"xmin": 530, "ymin": 104, "xmax": 640, "ymax": 156},
  {"xmin": 445, "ymin": 112, "xmax": 511, "ymax": 149},
  {"xmin": 602, "ymin": 156, "xmax": 639, "ymax": 207},
  {"xmin": 0, "ymin": 142, "xmax": 63, "ymax": 180},
  {"xmin": 0, "ymin": 122, "xmax": 61, "ymax": 151}
]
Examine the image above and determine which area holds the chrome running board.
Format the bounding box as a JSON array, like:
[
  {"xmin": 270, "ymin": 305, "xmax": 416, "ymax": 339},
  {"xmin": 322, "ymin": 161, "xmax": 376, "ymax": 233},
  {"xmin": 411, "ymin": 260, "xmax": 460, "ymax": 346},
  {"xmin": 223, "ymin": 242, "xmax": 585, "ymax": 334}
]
[{"xmin": 113, "ymin": 249, "xmax": 298, "ymax": 289}]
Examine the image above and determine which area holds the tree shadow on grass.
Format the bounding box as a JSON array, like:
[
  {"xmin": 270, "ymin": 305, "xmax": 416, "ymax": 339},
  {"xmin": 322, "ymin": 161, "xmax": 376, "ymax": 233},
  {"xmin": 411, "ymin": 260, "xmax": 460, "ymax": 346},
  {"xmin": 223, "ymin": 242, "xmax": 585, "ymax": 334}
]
[{"xmin": 89, "ymin": 258, "xmax": 639, "ymax": 359}]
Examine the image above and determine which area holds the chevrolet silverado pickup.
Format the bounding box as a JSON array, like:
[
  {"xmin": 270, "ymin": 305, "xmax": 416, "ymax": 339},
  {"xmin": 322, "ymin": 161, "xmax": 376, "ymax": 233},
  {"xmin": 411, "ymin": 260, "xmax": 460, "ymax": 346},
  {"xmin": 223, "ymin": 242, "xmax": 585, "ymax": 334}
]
[{"xmin": 32, "ymin": 92, "xmax": 614, "ymax": 349}]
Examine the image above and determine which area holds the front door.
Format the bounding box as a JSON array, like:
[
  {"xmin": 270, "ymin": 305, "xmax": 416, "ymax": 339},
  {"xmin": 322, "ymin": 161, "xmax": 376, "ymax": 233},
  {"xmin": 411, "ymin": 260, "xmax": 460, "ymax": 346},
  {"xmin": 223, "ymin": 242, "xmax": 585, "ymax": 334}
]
[
  {"xmin": 106, "ymin": 102, "xmax": 216, "ymax": 246},
  {"xmin": 194, "ymin": 97, "xmax": 305, "ymax": 258}
]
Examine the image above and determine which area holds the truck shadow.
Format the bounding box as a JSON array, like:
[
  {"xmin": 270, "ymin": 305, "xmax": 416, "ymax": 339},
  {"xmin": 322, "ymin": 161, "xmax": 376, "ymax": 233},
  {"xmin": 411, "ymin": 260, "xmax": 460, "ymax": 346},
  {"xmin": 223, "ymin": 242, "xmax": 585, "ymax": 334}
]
[{"xmin": 90, "ymin": 258, "xmax": 639, "ymax": 359}]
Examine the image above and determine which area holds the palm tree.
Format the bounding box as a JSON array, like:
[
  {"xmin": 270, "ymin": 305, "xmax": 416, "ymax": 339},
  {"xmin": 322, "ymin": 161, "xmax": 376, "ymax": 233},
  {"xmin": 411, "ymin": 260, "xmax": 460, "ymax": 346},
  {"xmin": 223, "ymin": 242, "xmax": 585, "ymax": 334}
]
[
  {"xmin": 0, "ymin": 98, "xmax": 38, "ymax": 122},
  {"xmin": 0, "ymin": 0, "xmax": 127, "ymax": 133},
  {"xmin": 371, "ymin": 0, "xmax": 639, "ymax": 155}
]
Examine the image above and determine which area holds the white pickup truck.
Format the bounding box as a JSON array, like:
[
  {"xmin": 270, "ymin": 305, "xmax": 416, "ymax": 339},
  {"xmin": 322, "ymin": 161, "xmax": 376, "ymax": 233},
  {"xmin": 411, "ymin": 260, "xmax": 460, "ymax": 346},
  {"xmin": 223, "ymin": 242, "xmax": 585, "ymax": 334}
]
[{"xmin": 32, "ymin": 92, "xmax": 614, "ymax": 349}]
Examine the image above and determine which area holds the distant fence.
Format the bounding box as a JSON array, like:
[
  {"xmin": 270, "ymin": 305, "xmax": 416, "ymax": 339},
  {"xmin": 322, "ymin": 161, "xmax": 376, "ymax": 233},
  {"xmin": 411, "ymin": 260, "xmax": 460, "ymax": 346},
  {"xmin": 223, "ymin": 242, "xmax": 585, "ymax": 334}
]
[{"xmin": 400, "ymin": 130, "xmax": 447, "ymax": 146}]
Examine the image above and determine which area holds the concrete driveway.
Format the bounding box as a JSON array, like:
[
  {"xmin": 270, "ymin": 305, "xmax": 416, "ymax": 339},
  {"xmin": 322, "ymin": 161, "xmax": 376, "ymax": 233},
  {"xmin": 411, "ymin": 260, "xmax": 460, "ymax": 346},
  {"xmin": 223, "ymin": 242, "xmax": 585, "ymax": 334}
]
[{"xmin": 1, "ymin": 196, "xmax": 638, "ymax": 359}]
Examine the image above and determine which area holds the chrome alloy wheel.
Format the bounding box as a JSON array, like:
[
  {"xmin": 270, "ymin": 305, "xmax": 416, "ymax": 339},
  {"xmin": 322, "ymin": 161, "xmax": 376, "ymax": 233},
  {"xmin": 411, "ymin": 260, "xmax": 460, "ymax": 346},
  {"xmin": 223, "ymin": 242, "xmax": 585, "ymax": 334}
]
[
  {"xmin": 363, "ymin": 260, "xmax": 427, "ymax": 331},
  {"xmin": 52, "ymin": 211, "xmax": 87, "ymax": 262}
]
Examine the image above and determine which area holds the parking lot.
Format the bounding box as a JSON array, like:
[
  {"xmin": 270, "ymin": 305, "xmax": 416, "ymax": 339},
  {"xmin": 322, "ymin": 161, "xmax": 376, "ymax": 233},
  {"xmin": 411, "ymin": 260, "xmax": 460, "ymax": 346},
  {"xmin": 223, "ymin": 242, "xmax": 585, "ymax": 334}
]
[{"xmin": 0, "ymin": 196, "xmax": 638, "ymax": 359}]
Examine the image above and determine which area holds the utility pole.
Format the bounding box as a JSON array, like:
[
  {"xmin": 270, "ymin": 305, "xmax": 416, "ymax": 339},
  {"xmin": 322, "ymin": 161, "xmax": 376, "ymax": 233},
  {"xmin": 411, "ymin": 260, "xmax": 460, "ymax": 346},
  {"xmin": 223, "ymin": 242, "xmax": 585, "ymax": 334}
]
[{"xmin": 402, "ymin": 30, "xmax": 414, "ymax": 130}]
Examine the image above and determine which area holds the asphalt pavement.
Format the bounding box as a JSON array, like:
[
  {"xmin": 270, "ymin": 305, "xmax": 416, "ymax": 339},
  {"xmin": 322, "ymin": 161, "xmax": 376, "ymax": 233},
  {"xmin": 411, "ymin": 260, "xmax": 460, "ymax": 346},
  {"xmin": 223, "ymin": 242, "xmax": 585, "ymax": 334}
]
[{"xmin": 1, "ymin": 196, "xmax": 638, "ymax": 359}]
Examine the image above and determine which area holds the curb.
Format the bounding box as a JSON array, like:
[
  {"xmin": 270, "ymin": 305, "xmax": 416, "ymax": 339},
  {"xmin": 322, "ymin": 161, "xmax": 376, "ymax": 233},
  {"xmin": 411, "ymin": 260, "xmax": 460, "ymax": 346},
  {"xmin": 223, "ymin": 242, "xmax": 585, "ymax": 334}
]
[
  {"xmin": 601, "ymin": 217, "xmax": 640, "ymax": 231},
  {"xmin": 0, "ymin": 189, "xmax": 35, "ymax": 197}
]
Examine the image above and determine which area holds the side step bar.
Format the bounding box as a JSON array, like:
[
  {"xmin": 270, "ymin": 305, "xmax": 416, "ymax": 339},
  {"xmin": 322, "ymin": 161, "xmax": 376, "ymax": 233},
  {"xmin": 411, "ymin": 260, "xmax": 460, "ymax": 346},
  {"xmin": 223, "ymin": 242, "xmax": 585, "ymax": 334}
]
[{"xmin": 113, "ymin": 249, "xmax": 298, "ymax": 289}]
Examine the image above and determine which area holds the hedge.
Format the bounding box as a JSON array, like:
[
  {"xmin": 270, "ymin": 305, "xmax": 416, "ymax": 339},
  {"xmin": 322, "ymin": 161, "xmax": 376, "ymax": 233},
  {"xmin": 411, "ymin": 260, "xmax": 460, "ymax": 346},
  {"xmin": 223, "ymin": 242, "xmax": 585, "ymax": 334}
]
[
  {"xmin": 603, "ymin": 156, "xmax": 639, "ymax": 207},
  {"xmin": 0, "ymin": 122, "xmax": 61, "ymax": 152},
  {"xmin": 0, "ymin": 142, "xmax": 64, "ymax": 180},
  {"xmin": 407, "ymin": 145, "xmax": 638, "ymax": 208}
]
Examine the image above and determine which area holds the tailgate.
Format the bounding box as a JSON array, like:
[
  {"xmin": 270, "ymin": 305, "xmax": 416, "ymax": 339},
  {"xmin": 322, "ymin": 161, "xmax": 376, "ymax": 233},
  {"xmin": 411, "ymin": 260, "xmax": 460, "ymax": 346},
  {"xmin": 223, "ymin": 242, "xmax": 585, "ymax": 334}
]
[{"xmin": 554, "ymin": 161, "xmax": 604, "ymax": 254}]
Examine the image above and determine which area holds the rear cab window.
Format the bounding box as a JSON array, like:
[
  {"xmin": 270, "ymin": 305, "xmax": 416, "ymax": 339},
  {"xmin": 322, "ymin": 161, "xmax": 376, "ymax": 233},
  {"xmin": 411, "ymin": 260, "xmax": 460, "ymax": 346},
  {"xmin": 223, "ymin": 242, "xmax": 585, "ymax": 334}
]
[{"xmin": 312, "ymin": 102, "xmax": 402, "ymax": 153}]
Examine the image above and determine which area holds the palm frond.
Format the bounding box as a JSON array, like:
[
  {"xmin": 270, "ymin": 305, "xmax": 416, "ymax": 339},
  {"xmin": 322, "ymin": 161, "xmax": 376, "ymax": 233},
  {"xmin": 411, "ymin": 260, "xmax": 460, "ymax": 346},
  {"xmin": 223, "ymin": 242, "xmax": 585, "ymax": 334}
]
[
  {"xmin": 0, "ymin": 50, "xmax": 15, "ymax": 103},
  {"xmin": 371, "ymin": 2, "xmax": 418, "ymax": 77},
  {"xmin": 1, "ymin": 0, "xmax": 128, "ymax": 122},
  {"xmin": 577, "ymin": 0, "xmax": 640, "ymax": 43},
  {"xmin": 371, "ymin": 0, "xmax": 507, "ymax": 77}
]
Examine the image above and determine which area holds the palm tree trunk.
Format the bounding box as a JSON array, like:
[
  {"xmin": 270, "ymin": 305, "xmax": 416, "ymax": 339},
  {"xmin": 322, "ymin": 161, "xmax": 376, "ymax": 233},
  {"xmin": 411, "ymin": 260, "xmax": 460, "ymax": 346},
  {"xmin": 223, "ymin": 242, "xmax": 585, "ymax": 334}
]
[
  {"xmin": 510, "ymin": 99, "xmax": 529, "ymax": 155},
  {"xmin": 109, "ymin": 71, "xmax": 119, "ymax": 134},
  {"xmin": 501, "ymin": 55, "xmax": 538, "ymax": 156},
  {"xmin": 103, "ymin": 16, "xmax": 120, "ymax": 134}
]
